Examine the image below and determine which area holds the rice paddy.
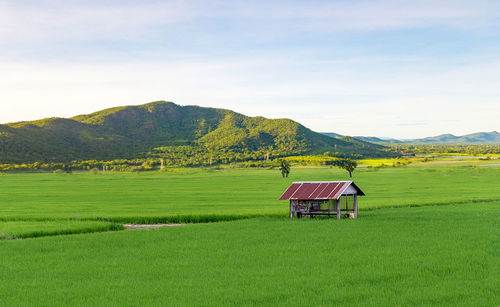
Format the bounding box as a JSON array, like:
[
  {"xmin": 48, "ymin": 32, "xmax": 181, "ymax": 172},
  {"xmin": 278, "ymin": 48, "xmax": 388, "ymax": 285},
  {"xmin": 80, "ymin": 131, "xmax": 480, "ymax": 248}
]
[
  {"xmin": 0, "ymin": 165, "xmax": 498, "ymax": 305},
  {"xmin": 0, "ymin": 220, "xmax": 123, "ymax": 240},
  {"xmin": 0, "ymin": 166, "xmax": 499, "ymax": 222}
]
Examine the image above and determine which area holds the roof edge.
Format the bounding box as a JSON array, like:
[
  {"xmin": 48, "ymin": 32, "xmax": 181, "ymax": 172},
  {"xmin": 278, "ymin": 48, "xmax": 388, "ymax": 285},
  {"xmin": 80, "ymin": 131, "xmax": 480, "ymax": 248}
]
[
  {"xmin": 292, "ymin": 181, "xmax": 352, "ymax": 183},
  {"xmin": 279, "ymin": 181, "xmax": 365, "ymax": 200}
]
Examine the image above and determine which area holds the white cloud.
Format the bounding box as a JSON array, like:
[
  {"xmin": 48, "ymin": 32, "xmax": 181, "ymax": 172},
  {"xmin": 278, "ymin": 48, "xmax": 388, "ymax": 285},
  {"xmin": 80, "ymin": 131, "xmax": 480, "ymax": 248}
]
[
  {"xmin": 1, "ymin": 56, "xmax": 499, "ymax": 138},
  {"xmin": 1, "ymin": 0, "xmax": 498, "ymax": 47},
  {"xmin": 1, "ymin": 1, "xmax": 499, "ymax": 138},
  {"xmin": 0, "ymin": 0, "xmax": 194, "ymax": 43}
]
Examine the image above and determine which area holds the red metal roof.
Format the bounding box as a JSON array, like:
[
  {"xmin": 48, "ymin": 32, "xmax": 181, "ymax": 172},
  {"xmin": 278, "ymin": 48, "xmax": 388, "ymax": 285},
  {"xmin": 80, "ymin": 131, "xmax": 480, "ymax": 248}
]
[{"xmin": 279, "ymin": 181, "xmax": 365, "ymax": 200}]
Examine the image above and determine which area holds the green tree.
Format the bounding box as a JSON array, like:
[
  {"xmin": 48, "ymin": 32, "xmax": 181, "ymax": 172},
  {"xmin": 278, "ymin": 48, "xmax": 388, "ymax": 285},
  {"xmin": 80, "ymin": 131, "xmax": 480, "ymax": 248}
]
[
  {"xmin": 278, "ymin": 160, "xmax": 290, "ymax": 178},
  {"xmin": 335, "ymin": 159, "xmax": 357, "ymax": 177}
]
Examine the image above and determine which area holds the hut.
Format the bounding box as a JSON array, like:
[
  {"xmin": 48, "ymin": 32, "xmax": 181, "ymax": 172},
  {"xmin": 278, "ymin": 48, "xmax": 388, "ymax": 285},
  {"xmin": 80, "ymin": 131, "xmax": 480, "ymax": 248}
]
[{"xmin": 279, "ymin": 181, "xmax": 365, "ymax": 219}]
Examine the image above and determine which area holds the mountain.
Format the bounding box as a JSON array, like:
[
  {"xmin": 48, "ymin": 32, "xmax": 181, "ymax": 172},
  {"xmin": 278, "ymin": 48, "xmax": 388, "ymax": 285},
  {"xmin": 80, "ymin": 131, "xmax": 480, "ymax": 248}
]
[
  {"xmin": 321, "ymin": 132, "xmax": 343, "ymax": 138},
  {"xmin": 321, "ymin": 132, "xmax": 403, "ymax": 144},
  {"xmin": 413, "ymin": 133, "xmax": 460, "ymax": 144},
  {"xmin": 353, "ymin": 136, "xmax": 403, "ymax": 144},
  {"xmin": 322, "ymin": 131, "xmax": 500, "ymax": 145},
  {"xmin": 0, "ymin": 101, "xmax": 394, "ymax": 163},
  {"xmin": 412, "ymin": 131, "xmax": 500, "ymax": 144}
]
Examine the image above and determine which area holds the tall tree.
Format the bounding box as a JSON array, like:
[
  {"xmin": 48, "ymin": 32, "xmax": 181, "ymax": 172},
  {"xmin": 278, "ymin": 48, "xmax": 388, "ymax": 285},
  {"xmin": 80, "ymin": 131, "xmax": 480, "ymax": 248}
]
[
  {"xmin": 335, "ymin": 159, "xmax": 357, "ymax": 177},
  {"xmin": 279, "ymin": 160, "xmax": 291, "ymax": 178}
]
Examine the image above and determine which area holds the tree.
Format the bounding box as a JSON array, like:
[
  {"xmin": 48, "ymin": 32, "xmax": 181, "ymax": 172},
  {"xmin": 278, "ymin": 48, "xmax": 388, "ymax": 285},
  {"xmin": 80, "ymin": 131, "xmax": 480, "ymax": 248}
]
[
  {"xmin": 335, "ymin": 159, "xmax": 357, "ymax": 177},
  {"xmin": 61, "ymin": 163, "xmax": 72, "ymax": 173},
  {"xmin": 278, "ymin": 159, "xmax": 290, "ymax": 178}
]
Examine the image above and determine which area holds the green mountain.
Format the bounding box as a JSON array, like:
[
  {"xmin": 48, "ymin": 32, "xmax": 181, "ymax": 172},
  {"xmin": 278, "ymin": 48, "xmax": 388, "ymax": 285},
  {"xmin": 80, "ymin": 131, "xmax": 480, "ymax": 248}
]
[
  {"xmin": 353, "ymin": 136, "xmax": 404, "ymax": 144},
  {"xmin": 322, "ymin": 131, "xmax": 500, "ymax": 145},
  {"xmin": 413, "ymin": 133, "xmax": 460, "ymax": 144},
  {"xmin": 0, "ymin": 101, "xmax": 395, "ymax": 163},
  {"xmin": 321, "ymin": 132, "xmax": 403, "ymax": 144},
  {"xmin": 413, "ymin": 131, "xmax": 500, "ymax": 144},
  {"xmin": 320, "ymin": 132, "xmax": 343, "ymax": 138}
]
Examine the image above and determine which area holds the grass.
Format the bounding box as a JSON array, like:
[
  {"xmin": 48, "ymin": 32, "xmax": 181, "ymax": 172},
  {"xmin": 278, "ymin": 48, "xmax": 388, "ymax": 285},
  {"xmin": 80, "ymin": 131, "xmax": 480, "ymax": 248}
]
[
  {"xmin": 0, "ymin": 166, "xmax": 498, "ymax": 305},
  {"xmin": 0, "ymin": 220, "xmax": 124, "ymax": 240},
  {"xmin": 1, "ymin": 167, "xmax": 499, "ymax": 223},
  {"xmin": 0, "ymin": 202, "xmax": 498, "ymax": 306},
  {"xmin": 358, "ymin": 157, "xmax": 413, "ymax": 166}
]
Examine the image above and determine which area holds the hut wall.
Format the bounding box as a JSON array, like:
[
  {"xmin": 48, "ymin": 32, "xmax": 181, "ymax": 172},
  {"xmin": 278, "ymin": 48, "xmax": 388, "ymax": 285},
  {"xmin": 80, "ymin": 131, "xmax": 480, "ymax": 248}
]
[{"xmin": 343, "ymin": 185, "xmax": 357, "ymax": 194}]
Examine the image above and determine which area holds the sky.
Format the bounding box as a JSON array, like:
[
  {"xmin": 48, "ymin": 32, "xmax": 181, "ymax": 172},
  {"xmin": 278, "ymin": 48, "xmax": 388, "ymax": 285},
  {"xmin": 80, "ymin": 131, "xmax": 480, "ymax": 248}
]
[{"xmin": 1, "ymin": 0, "xmax": 500, "ymax": 138}]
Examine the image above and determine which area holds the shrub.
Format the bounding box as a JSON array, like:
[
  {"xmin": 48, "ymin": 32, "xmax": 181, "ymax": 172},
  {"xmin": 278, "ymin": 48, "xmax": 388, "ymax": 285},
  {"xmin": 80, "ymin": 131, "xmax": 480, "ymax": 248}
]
[{"xmin": 89, "ymin": 168, "xmax": 100, "ymax": 174}]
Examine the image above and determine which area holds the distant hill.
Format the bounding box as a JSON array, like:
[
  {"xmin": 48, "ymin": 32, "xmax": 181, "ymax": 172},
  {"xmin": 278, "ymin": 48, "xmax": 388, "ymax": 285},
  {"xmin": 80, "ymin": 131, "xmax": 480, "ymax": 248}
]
[
  {"xmin": 321, "ymin": 132, "xmax": 403, "ymax": 144},
  {"xmin": 353, "ymin": 136, "xmax": 404, "ymax": 144},
  {"xmin": 321, "ymin": 132, "xmax": 343, "ymax": 138},
  {"xmin": 322, "ymin": 131, "xmax": 500, "ymax": 145},
  {"xmin": 413, "ymin": 131, "xmax": 500, "ymax": 144},
  {"xmin": 0, "ymin": 101, "xmax": 394, "ymax": 163},
  {"xmin": 413, "ymin": 133, "xmax": 460, "ymax": 144}
]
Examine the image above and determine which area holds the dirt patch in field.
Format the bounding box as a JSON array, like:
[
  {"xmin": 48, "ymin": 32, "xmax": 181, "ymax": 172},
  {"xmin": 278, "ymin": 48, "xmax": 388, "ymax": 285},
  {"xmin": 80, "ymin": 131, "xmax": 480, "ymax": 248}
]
[{"xmin": 123, "ymin": 224, "xmax": 184, "ymax": 230}]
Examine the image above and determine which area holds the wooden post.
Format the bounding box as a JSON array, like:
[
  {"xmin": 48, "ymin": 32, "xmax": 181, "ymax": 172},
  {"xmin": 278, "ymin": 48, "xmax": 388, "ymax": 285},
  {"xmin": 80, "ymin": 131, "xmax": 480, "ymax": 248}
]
[
  {"xmin": 354, "ymin": 194, "xmax": 358, "ymax": 218},
  {"xmin": 336, "ymin": 198, "xmax": 341, "ymax": 219},
  {"xmin": 289, "ymin": 200, "xmax": 294, "ymax": 219}
]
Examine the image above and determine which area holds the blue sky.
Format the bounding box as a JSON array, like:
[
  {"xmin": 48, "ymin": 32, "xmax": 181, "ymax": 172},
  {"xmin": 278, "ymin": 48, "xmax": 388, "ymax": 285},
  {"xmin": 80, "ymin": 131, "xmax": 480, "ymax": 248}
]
[{"xmin": 1, "ymin": 0, "xmax": 499, "ymax": 138}]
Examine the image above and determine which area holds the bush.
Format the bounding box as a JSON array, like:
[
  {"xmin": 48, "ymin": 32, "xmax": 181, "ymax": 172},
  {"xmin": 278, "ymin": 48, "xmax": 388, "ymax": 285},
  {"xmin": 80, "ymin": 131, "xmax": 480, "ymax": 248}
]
[{"xmin": 89, "ymin": 168, "xmax": 100, "ymax": 174}]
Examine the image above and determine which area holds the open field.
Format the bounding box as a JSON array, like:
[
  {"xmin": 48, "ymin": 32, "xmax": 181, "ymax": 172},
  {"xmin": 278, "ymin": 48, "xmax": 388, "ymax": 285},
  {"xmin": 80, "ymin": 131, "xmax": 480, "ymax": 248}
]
[
  {"xmin": 0, "ymin": 165, "xmax": 499, "ymax": 305},
  {"xmin": 0, "ymin": 202, "xmax": 498, "ymax": 306},
  {"xmin": 426, "ymin": 153, "xmax": 500, "ymax": 158},
  {"xmin": 1, "ymin": 166, "xmax": 500, "ymax": 223},
  {"xmin": 0, "ymin": 220, "xmax": 125, "ymax": 240},
  {"xmin": 358, "ymin": 156, "xmax": 500, "ymax": 168},
  {"xmin": 0, "ymin": 220, "xmax": 123, "ymax": 240}
]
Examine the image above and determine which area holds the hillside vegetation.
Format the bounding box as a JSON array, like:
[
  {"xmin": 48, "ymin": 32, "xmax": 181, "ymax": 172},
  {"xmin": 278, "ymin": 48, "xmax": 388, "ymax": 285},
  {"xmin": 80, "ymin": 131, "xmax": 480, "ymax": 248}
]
[{"xmin": 0, "ymin": 101, "xmax": 394, "ymax": 163}]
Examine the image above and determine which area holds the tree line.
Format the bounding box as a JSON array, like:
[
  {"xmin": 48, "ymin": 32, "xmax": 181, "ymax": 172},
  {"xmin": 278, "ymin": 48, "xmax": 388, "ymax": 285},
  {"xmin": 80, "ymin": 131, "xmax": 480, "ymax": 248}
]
[{"xmin": 392, "ymin": 144, "xmax": 500, "ymax": 156}]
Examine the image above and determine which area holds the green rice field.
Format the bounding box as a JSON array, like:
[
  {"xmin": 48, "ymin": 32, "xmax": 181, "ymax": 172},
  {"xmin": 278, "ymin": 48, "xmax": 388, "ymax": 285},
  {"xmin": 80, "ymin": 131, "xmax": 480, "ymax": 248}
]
[
  {"xmin": 1, "ymin": 166, "xmax": 499, "ymax": 221},
  {"xmin": 0, "ymin": 166, "xmax": 499, "ymax": 305},
  {"xmin": 0, "ymin": 220, "xmax": 123, "ymax": 240}
]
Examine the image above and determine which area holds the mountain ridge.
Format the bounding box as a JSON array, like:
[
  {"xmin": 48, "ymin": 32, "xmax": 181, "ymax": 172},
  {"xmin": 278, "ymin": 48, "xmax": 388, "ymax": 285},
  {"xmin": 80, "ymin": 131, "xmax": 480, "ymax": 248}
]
[
  {"xmin": 414, "ymin": 131, "xmax": 500, "ymax": 144},
  {"xmin": 322, "ymin": 131, "xmax": 500, "ymax": 144},
  {"xmin": 0, "ymin": 101, "xmax": 393, "ymax": 163}
]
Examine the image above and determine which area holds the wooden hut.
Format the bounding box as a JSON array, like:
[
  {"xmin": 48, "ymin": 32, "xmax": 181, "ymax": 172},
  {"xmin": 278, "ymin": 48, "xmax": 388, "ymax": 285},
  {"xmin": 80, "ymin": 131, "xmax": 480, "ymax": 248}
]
[{"xmin": 279, "ymin": 181, "xmax": 365, "ymax": 219}]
